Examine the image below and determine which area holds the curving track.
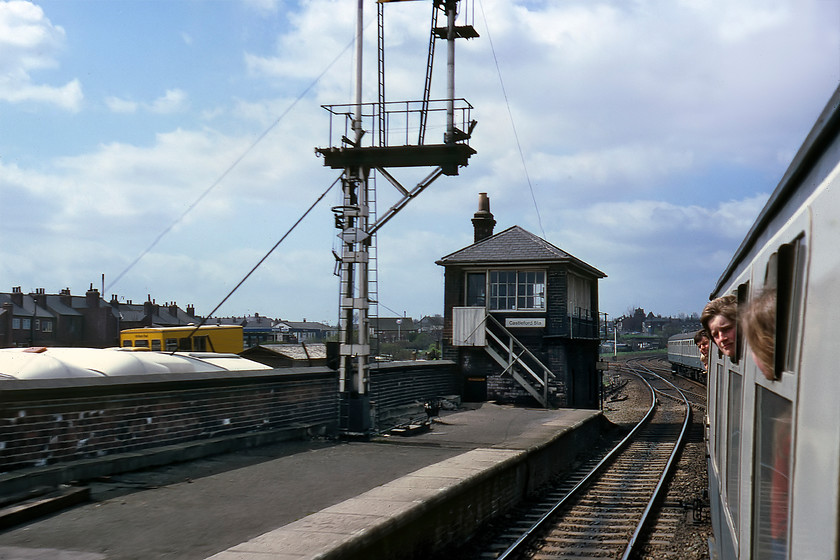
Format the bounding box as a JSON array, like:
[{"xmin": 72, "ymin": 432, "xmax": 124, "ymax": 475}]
[{"xmin": 456, "ymin": 364, "xmax": 692, "ymax": 560}]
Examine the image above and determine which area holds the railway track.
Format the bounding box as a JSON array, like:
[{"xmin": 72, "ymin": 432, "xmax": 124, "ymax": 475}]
[
  {"xmin": 633, "ymin": 357, "xmax": 707, "ymax": 409},
  {"xmin": 445, "ymin": 365, "xmax": 691, "ymax": 560}
]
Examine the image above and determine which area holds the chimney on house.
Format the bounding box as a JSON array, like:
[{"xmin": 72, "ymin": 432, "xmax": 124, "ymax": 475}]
[
  {"xmin": 186, "ymin": 304, "xmax": 195, "ymax": 317},
  {"xmin": 10, "ymin": 286, "xmax": 23, "ymax": 307},
  {"xmin": 86, "ymin": 284, "xmax": 101, "ymax": 308},
  {"xmin": 33, "ymin": 288, "xmax": 47, "ymax": 310},
  {"xmin": 143, "ymin": 295, "xmax": 157, "ymax": 321},
  {"xmin": 472, "ymin": 192, "xmax": 496, "ymax": 243},
  {"xmin": 60, "ymin": 288, "xmax": 72, "ymax": 307}
]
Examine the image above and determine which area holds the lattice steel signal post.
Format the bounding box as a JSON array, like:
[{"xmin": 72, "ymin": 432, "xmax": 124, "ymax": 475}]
[{"xmin": 316, "ymin": 0, "xmax": 478, "ymax": 435}]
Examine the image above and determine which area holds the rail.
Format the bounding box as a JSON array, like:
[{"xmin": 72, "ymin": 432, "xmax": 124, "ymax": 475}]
[
  {"xmin": 495, "ymin": 370, "xmax": 658, "ymax": 560},
  {"xmin": 492, "ymin": 364, "xmax": 690, "ymax": 559},
  {"xmin": 620, "ymin": 361, "xmax": 692, "ymax": 560}
]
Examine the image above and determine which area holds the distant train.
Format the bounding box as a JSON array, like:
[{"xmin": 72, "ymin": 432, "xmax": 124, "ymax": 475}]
[
  {"xmin": 706, "ymin": 84, "xmax": 840, "ymax": 559},
  {"xmin": 120, "ymin": 324, "xmax": 244, "ymax": 353},
  {"xmin": 667, "ymin": 332, "xmax": 706, "ymax": 383}
]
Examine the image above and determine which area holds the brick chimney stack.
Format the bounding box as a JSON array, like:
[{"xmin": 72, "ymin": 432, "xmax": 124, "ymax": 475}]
[
  {"xmin": 472, "ymin": 192, "xmax": 496, "ymax": 243},
  {"xmin": 86, "ymin": 284, "xmax": 101, "ymax": 308},
  {"xmin": 33, "ymin": 288, "xmax": 47, "ymax": 310},
  {"xmin": 10, "ymin": 286, "xmax": 23, "ymax": 307}
]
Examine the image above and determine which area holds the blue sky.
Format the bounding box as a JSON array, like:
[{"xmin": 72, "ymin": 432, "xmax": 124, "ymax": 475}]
[{"xmin": 1, "ymin": 0, "xmax": 839, "ymax": 324}]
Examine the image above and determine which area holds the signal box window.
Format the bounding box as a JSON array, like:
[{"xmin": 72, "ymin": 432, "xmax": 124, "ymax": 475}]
[
  {"xmin": 489, "ymin": 270, "xmax": 545, "ymax": 311},
  {"xmin": 466, "ymin": 272, "xmax": 486, "ymax": 307}
]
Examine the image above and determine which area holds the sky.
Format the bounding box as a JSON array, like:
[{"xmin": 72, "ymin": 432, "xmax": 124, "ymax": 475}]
[{"xmin": 1, "ymin": 0, "xmax": 839, "ymax": 325}]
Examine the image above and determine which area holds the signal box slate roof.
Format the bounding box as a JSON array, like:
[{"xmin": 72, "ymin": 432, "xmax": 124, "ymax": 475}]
[{"xmin": 436, "ymin": 225, "xmax": 606, "ymax": 278}]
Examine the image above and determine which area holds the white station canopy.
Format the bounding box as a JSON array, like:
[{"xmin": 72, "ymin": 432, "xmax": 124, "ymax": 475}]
[{"xmin": 0, "ymin": 347, "xmax": 271, "ymax": 380}]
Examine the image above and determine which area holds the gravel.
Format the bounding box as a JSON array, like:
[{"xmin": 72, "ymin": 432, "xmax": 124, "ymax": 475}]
[{"xmin": 602, "ymin": 367, "xmax": 712, "ymax": 560}]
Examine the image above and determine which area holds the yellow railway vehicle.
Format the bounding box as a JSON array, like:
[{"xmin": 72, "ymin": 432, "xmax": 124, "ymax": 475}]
[{"xmin": 119, "ymin": 325, "xmax": 244, "ymax": 353}]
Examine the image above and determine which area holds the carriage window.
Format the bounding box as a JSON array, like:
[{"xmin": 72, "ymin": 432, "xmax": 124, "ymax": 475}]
[
  {"xmin": 151, "ymin": 339, "xmax": 162, "ymax": 351},
  {"xmin": 165, "ymin": 338, "xmax": 178, "ymax": 351},
  {"xmin": 776, "ymin": 238, "xmax": 805, "ymax": 374},
  {"xmin": 122, "ymin": 339, "xmax": 132, "ymax": 347},
  {"xmin": 734, "ymin": 283, "xmax": 749, "ymax": 364},
  {"xmin": 179, "ymin": 337, "xmax": 192, "ymax": 351},
  {"xmin": 134, "ymin": 339, "xmax": 149, "ymax": 348},
  {"xmin": 726, "ymin": 370, "xmax": 743, "ymax": 528},
  {"xmin": 752, "ymin": 388, "xmax": 792, "ymax": 559},
  {"xmin": 714, "ymin": 363, "xmax": 725, "ymax": 462}
]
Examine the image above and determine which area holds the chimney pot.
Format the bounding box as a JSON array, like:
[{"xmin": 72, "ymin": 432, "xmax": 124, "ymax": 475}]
[{"xmin": 472, "ymin": 192, "xmax": 496, "ymax": 243}]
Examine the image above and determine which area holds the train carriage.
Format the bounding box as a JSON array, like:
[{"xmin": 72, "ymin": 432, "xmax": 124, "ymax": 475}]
[
  {"xmin": 667, "ymin": 332, "xmax": 706, "ymax": 383},
  {"xmin": 119, "ymin": 325, "xmax": 244, "ymax": 354},
  {"xmin": 707, "ymin": 84, "xmax": 840, "ymax": 559}
]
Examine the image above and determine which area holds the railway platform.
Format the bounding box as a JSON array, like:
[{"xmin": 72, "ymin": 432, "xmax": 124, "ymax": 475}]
[{"xmin": 0, "ymin": 403, "xmax": 603, "ymax": 560}]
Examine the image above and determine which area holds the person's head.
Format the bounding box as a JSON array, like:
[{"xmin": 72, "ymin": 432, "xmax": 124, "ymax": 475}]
[
  {"xmin": 701, "ymin": 295, "xmax": 737, "ymax": 358},
  {"xmin": 693, "ymin": 329, "xmax": 710, "ymax": 358},
  {"xmin": 740, "ymin": 289, "xmax": 776, "ymax": 380}
]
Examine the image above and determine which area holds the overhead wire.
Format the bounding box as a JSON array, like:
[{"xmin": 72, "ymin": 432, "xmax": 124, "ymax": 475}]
[
  {"xmin": 105, "ymin": 30, "xmax": 360, "ymax": 295},
  {"xmin": 477, "ymin": 0, "xmax": 546, "ymax": 239},
  {"xmin": 175, "ymin": 174, "xmax": 341, "ymax": 349}
]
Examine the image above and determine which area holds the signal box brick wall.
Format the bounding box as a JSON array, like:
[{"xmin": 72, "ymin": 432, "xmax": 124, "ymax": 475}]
[{"xmin": 441, "ymin": 265, "xmax": 598, "ymax": 408}]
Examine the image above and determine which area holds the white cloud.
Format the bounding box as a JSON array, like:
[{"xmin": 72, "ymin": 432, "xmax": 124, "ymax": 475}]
[
  {"xmin": 149, "ymin": 88, "xmax": 189, "ymax": 114},
  {"xmin": 105, "ymin": 96, "xmax": 138, "ymax": 113},
  {"xmin": 104, "ymin": 89, "xmax": 188, "ymax": 114},
  {"xmin": 0, "ymin": 0, "xmax": 82, "ymax": 111}
]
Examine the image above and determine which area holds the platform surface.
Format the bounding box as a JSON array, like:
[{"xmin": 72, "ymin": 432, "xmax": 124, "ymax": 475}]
[{"xmin": 0, "ymin": 403, "xmax": 599, "ymax": 560}]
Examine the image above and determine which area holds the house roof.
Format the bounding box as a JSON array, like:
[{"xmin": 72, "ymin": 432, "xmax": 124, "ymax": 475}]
[
  {"xmin": 418, "ymin": 315, "xmax": 444, "ymax": 327},
  {"xmin": 0, "ymin": 294, "xmax": 54, "ymax": 318},
  {"xmin": 44, "ymin": 295, "xmax": 82, "ymax": 317},
  {"xmin": 117, "ymin": 304, "xmax": 147, "ymax": 322},
  {"xmin": 276, "ymin": 321, "xmax": 334, "ymax": 331},
  {"xmin": 436, "ymin": 225, "xmax": 606, "ymax": 278},
  {"xmin": 248, "ymin": 343, "xmax": 328, "ymax": 360},
  {"xmin": 372, "ymin": 317, "xmax": 416, "ymax": 331}
]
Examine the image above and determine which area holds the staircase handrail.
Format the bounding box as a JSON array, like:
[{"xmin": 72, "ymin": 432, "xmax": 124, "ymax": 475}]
[{"xmin": 485, "ymin": 314, "xmax": 555, "ymax": 380}]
